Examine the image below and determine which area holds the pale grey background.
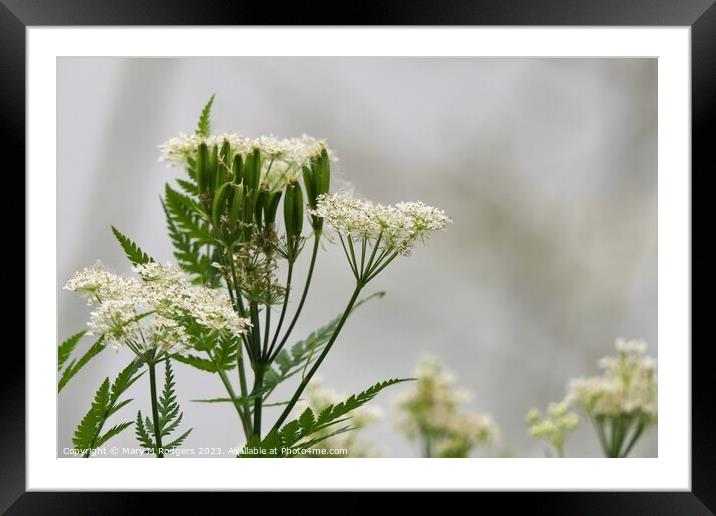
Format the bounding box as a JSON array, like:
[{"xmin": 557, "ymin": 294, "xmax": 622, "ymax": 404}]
[{"xmin": 57, "ymin": 57, "xmax": 657, "ymax": 458}]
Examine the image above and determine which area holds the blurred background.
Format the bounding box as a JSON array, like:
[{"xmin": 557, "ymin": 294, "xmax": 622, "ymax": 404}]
[{"xmin": 57, "ymin": 57, "xmax": 657, "ymax": 458}]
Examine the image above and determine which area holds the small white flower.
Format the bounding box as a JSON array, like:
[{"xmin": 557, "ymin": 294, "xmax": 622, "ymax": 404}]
[
  {"xmin": 65, "ymin": 262, "xmax": 249, "ymax": 353},
  {"xmin": 310, "ymin": 192, "xmax": 451, "ymax": 256},
  {"xmin": 158, "ymin": 132, "xmax": 335, "ymax": 170},
  {"xmin": 566, "ymin": 338, "xmax": 657, "ymax": 422}
]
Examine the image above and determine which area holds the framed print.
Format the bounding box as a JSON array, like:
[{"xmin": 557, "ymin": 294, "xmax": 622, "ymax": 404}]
[{"xmin": 5, "ymin": 0, "xmax": 711, "ymax": 511}]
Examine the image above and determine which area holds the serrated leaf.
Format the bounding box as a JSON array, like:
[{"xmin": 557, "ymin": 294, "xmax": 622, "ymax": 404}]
[
  {"xmin": 111, "ymin": 225, "xmax": 154, "ymax": 266},
  {"xmin": 173, "ymin": 353, "xmax": 222, "ymax": 373},
  {"xmin": 299, "ymin": 407, "xmax": 316, "ymax": 433},
  {"xmin": 95, "ymin": 421, "xmax": 133, "ymax": 447},
  {"xmin": 279, "ymin": 420, "xmax": 301, "ymax": 446},
  {"xmin": 164, "ymin": 428, "xmax": 192, "ymax": 450},
  {"xmin": 162, "ymin": 187, "xmax": 221, "ymax": 287},
  {"xmin": 72, "ymin": 378, "xmax": 111, "ymax": 450},
  {"xmin": 58, "ymin": 330, "xmax": 86, "ymax": 372},
  {"xmin": 71, "ymin": 360, "xmax": 144, "ymax": 457},
  {"xmin": 176, "ymin": 178, "xmax": 198, "ymax": 195},
  {"xmin": 277, "ymin": 378, "xmax": 412, "ymax": 454},
  {"xmin": 58, "ymin": 336, "xmax": 106, "ymax": 392},
  {"xmin": 291, "ymin": 425, "xmax": 353, "ymax": 451},
  {"xmin": 196, "ymin": 94, "xmax": 215, "ymax": 137},
  {"xmin": 135, "ymin": 410, "xmax": 155, "ymax": 452}
]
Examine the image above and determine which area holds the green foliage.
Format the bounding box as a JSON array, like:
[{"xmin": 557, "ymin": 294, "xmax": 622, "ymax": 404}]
[
  {"xmin": 196, "ymin": 94, "xmax": 215, "ymax": 137},
  {"xmin": 135, "ymin": 360, "xmax": 192, "ymax": 455},
  {"xmin": 262, "ymin": 292, "xmax": 385, "ymax": 398},
  {"xmin": 58, "ymin": 336, "xmax": 107, "ymax": 393},
  {"xmin": 162, "ymin": 186, "xmax": 222, "ymax": 287},
  {"xmin": 58, "ymin": 330, "xmax": 86, "ymax": 372},
  {"xmin": 72, "ymin": 360, "xmax": 144, "ymax": 457},
  {"xmin": 111, "ymin": 225, "xmax": 154, "ymax": 266},
  {"xmin": 242, "ymin": 378, "xmax": 411, "ymax": 457}
]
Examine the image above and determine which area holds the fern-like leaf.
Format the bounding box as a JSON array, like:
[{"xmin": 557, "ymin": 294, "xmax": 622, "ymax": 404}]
[
  {"xmin": 72, "ymin": 378, "xmax": 110, "ymax": 451},
  {"xmin": 243, "ymin": 378, "xmax": 410, "ymax": 457},
  {"xmin": 135, "ymin": 410, "xmax": 155, "ymax": 452},
  {"xmin": 95, "ymin": 421, "xmax": 134, "ymax": 447},
  {"xmin": 58, "ymin": 336, "xmax": 106, "ymax": 392},
  {"xmin": 149, "ymin": 360, "xmax": 192, "ymax": 453},
  {"xmin": 71, "ymin": 360, "xmax": 144, "ymax": 457},
  {"xmin": 173, "ymin": 353, "xmax": 224, "ymax": 373},
  {"xmin": 196, "ymin": 94, "xmax": 215, "ymax": 137},
  {"xmin": 58, "ymin": 330, "xmax": 86, "ymax": 372},
  {"xmin": 111, "ymin": 225, "xmax": 154, "ymax": 266}
]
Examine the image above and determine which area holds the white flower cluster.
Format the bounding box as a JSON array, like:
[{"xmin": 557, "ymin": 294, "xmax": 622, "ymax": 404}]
[
  {"xmin": 566, "ymin": 339, "xmax": 657, "ymax": 421},
  {"xmin": 65, "ymin": 262, "xmax": 248, "ymax": 353},
  {"xmin": 311, "ymin": 192, "xmax": 451, "ymax": 255},
  {"xmin": 526, "ymin": 402, "xmax": 579, "ymax": 454},
  {"xmin": 396, "ymin": 356, "xmax": 498, "ymax": 456},
  {"xmin": 158, "ymin": 132, "xmax": 334, "ymax": 169}
]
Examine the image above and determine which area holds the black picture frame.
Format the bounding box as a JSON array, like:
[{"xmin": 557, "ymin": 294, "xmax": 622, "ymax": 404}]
[{"xmin": 5, "ymin": 0, "xmax": 710, "ymax": 511}]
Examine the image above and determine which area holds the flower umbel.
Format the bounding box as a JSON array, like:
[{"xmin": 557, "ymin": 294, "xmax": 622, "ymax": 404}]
[
  {"xmin": 65, "ymin": 262, "xmax": 248, "ymax": 354},
  {"xmin": 311, "ymin": 192, "xmax": 451, "ymax": 257},
  {"xmin": 526, "ymin": 402, "xmax": 579, "ymax": 457},
  {"xmin": 395, "ymin": 356, "xmax": 498, "ymax": 458},
  {"xmin": 565, "ymin": 338, "xmax": 657, "ymax": 458}
]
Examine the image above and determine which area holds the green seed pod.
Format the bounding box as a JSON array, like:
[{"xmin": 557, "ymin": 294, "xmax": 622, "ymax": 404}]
[
  {"xmin": 244, "ymin": 148, "xmax": 262, "ymax": 192},
  {"xmin": 302, "ymin": 164, "xmax": 317, "ymax": 209},
  {"xmin": 316, "ymin": 147, "xmax": 331, "ymax": 196},
  {"xmin": 244, "ymin": 191, "xmax": 256, "ymax": 224},
  {"xmin": 232, "ymin": 154, "xmax": 243, "ymax": 184},
  {"xmin": 208, "ymin": 144, "xmax": 220, "ymax": 193},
  {"xmin": 220, "ymin": 139, "xmax": 232, "ymax": 180},
  {"xmin": 211, "ymin": 182, "xmax": 231, "ymax": 230},
  {"xmin": 264, "ymin": 190, "xmax": 282, "ymax": 226},
  {"xmin": 254, "ymin": 190, "xmax": 267, "ymax": 230},
  {"xmin": 284, "ymin": 180, "xmax": 304, "ymax": 239},
  {"xmin": 229, "ymin": 183, "xmax": 245, "ymax": 229},
  {"xmin": 197, "ymin": 143, "xmax": 209, "ymax": 193}
]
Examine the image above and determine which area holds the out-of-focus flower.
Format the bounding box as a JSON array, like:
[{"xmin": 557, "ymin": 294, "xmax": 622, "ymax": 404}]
[
  {"xmin": 526, "ymin": 402, "xmax": 579, "ymax": 457},
  {"xmin": 395, "ymin": 355, "xmax": 498, "ymax": 458},
  {"xmin": 565, "ymin": 338, "xmax": 657, "ymax": 457}
]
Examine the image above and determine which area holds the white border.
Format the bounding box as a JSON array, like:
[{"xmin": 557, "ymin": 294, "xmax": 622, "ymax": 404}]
[{"xmin": 28, "ymin": 27, "xmax": 690, "ymax": 490}]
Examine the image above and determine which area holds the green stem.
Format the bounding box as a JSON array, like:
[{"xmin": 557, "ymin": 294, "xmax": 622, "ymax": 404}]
[
  {"xmin": 591, "ymin": 414, "xmax": 610, "ymax": 457},
  {"xmin": 226, "ymin": 251, "xmax": 254, "ymax": 361},
  {"xmin": 620, "ymin": 421, "xmax": 646, "ymax": 458},
  {"xmin": 262, "ymin": 303, "xmax": 271, "ymax": 359},
  {"xmin": 268, "ymin": 260, "xmax": 294, "ymax": 354},
  {"xmin": 251, "ymin": 365, "xmax": 266, "ymax": 438},
  {"xmin": 555, "ymin": 444, "xmax": 565, "ymax": 458},
  {"xmin": 235, "ymin": 339, "xmax": 252, "ymax": 437},
  {"xmin": 216, "ymin": 367, "xmax": 251, "ymax": 437},
  {"xmin": 338, "ymin": 233, "xmax": 358, "ymax": 279},
  {"xmin": 270, "ymin": 284, "xmax": 363, "ymax": 432},
  {"xmin": 424, "ymin": 436, "xmax": 433, "ymax": 458},
  {"xmin": 269, "ymin": 233, "xmax": 320, "ymax": 362},
  {"xmin": 363, "ymin": 251, "xmax": 399, "ymax": 284},
  {"xmin": 249, "ymin": 302, "xmax": 261, "ymax": 358},
  {"xmin": 148, "ymin": 361, "xmax": 164, "ymax": 458}
]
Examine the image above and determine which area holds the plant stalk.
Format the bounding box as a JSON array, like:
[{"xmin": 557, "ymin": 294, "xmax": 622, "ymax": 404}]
[
  {"xmin": 269, "ymin": 232, "xmax": 321, "ymax": 361},
  {"xmin": 270, "ymin": 284, "xmax": 363, "ymax": 432},
  {"xmin": 148, "ymin": 361, "xmax": 164, "ymax": 458},
  {"xmin": 251, "ymin": 365, "xmax": 266, "ymax": 438}
]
